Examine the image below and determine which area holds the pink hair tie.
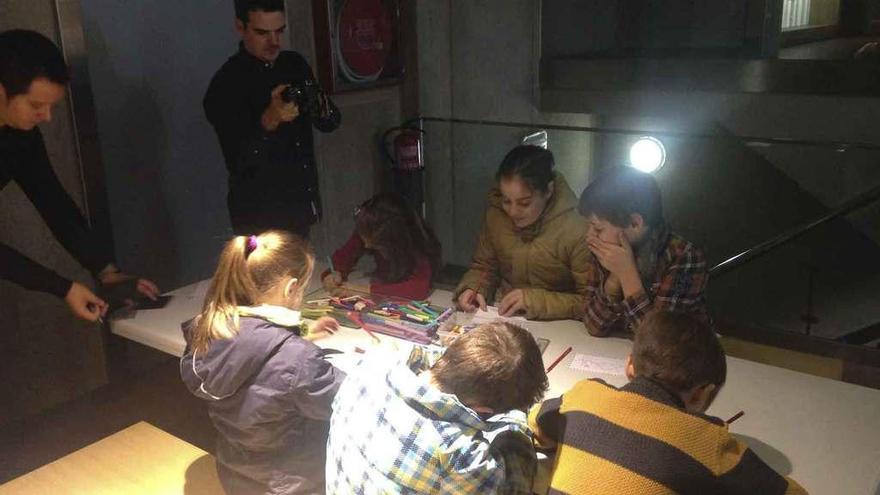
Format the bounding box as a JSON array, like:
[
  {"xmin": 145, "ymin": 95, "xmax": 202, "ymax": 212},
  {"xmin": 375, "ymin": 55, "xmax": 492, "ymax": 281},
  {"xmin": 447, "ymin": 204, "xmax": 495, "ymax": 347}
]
[{"xmin": 245, "ymin": 235, "xmax": 259, "ymax": 256}]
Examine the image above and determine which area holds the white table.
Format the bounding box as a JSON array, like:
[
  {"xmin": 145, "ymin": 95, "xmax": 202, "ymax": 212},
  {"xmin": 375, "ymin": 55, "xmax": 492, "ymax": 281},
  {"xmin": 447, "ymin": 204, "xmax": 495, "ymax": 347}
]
[{"xmin": 111, "ymin": 279, "xmax": 880, "ymax": 495}]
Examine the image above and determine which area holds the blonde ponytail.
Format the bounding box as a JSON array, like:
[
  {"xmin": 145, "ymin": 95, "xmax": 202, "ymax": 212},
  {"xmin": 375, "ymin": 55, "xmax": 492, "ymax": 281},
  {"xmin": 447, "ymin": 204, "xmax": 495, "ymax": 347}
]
[{"xmin": 191, "ymin": 231, "xmax": 314, "ymax": 353}]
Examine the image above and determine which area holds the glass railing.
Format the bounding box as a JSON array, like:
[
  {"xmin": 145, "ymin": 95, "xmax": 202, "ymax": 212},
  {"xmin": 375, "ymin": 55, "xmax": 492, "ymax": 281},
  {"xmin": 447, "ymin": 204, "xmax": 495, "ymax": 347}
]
[{"xmin": 418, "ymin": 117, "xmax": 880, "ymax": 353}]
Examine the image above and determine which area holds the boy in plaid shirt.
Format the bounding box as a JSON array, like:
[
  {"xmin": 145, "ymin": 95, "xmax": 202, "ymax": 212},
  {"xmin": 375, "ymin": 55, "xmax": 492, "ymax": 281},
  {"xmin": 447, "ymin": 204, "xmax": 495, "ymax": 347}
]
[
  {"xmin": 325, "ymin": 322, "xmax": 548, "ymax": 494},
  {"xmin": 579, "ymin": 167, "xmax": 709, "ymax": 337}
]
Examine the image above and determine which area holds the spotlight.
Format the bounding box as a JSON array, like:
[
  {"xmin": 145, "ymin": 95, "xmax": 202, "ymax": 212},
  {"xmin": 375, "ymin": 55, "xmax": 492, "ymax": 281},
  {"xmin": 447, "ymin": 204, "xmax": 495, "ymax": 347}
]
[{"xmin": 629, "ymin": 136, "xmax": 666, "ymax": 173}]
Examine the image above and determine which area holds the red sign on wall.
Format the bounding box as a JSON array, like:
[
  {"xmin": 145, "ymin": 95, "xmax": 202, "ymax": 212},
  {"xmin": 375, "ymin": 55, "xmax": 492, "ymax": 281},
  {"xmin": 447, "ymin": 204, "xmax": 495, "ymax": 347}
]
[{"xmin": 313, "ymin": 0, "xmax": 404, "ymax": 94}]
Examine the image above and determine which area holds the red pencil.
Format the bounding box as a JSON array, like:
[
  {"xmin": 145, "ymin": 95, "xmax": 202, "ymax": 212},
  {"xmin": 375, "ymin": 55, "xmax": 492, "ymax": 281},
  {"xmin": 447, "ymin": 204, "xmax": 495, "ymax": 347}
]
[
  {"xmin": 351, "ymin": 312, "xmax": 380, "ymax": 343},
  {"xmin": 726, "ymin": 410, "xmax": 745, "ymax": 424},
  {"xmin": 546, "ymin": 346, "xmax": 573, "ymax": 373}
]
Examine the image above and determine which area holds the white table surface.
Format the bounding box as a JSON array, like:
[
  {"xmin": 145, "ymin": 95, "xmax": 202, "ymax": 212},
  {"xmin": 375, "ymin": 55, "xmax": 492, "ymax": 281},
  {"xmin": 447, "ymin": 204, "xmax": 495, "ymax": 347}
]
[{"xmin": 111, "ymin": 276, "xmax": 880, "ymax": 495}]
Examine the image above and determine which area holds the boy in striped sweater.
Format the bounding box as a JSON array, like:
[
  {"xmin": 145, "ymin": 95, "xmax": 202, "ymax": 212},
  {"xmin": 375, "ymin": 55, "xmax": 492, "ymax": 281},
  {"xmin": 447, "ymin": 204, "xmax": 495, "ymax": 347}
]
[{"xmin": 529, "ymin": 311, "xmax": 807, "ymax": 494}]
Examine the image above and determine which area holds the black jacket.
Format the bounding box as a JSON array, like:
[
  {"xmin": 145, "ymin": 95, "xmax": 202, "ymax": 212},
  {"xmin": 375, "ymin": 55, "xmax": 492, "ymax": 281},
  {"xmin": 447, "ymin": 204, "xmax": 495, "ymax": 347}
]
[
  {"xmin": 204, "ymin": 46, "xmax": 340, "ymax": 235},
  {"xmin": 0, "ymin": 126, "xmax": 113, "ymax": 297}
]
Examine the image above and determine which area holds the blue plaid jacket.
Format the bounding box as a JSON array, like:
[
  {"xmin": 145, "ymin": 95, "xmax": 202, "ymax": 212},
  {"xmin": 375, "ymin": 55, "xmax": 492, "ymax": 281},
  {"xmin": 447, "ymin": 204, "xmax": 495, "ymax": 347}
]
[{"xmin": 326, "ymin": 347, "xmax": 537, "ymax": 494}]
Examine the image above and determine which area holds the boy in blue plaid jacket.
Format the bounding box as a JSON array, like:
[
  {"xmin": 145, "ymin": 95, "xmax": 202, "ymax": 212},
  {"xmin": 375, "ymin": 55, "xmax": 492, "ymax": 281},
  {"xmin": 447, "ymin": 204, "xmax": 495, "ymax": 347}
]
[{"xmin": 326, "ymin": 322, "xmax": 548, "ymax": 494}]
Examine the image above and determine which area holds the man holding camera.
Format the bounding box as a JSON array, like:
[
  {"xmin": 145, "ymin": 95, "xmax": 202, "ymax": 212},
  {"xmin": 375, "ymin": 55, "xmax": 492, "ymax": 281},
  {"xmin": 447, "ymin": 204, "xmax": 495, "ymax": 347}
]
[{"xmin": 205, "ymin": 0, "xmax": 340, "ymax": 238}]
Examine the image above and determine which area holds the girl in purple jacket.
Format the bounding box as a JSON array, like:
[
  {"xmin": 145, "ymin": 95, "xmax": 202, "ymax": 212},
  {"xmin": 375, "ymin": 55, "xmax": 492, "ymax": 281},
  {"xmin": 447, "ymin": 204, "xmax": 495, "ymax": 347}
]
[{"xmin": 181, "ymin": 231, "xmax": 344, "ymax": 495}]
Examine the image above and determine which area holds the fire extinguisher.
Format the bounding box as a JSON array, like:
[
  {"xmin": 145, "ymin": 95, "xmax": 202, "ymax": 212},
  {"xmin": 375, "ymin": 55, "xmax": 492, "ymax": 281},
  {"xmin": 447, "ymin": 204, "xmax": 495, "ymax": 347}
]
[
  {"xmin": 382, "ymin": 120, "xmax": 426, "ymax": 215},
  {"xmin": 382, "ymin": 121, "xmax": 425, "ymax": 171}
]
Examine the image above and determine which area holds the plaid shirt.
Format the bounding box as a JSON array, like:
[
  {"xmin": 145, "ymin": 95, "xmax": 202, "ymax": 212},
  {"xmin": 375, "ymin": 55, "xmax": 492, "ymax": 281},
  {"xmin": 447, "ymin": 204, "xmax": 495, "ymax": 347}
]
[
  {"xmin": 584, "ymin": 229, "xmax": 709, "ymax": 336},
  {"xmin": 326, "ymin": 347, "xmax": 537, "ymax": 494}
]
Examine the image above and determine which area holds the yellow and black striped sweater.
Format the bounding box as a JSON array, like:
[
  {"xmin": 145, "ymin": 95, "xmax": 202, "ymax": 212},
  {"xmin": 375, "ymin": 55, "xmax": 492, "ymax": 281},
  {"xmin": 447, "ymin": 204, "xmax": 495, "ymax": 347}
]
[{"xmin": 528, "ymin": 377, "xmax": 807, "ymax": 495}]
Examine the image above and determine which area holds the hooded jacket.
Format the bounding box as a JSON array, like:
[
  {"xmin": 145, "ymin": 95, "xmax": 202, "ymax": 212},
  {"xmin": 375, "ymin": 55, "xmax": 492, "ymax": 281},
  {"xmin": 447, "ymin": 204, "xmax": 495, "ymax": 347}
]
[
  {"xmin": 455, "ymin": 173, "xmax": 591, "ymax": 320},
  {"xmin": 180, "ymin": 307, "xmax": 345, "ymax": 494}
]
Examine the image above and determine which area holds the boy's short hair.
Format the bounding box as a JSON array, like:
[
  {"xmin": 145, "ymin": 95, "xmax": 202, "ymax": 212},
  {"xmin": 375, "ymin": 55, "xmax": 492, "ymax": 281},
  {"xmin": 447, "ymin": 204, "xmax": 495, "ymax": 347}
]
[
  {"xmin": 578, "ymin": 166, "xmax": 664, "ymax": 227},
  {"xmin": 632, "ymin": 311, "xmax": 726, "ymax": 393},
  {"xmin": 0, "ymin": 30, "xmax": 69, "ymax": 97},
  {"xmin": 431, "ymin": 322, "xmax": 548, "ymax": 412},
  {"xmin": 234, "ymin": 0, "xmax": 285, "ymax": 24}
]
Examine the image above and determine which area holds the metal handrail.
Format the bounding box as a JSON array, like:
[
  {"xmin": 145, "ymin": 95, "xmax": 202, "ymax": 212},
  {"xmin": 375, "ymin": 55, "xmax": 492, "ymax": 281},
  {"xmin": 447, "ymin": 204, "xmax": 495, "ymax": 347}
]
[
  {"xmin": 710, "ymin": 184, "xmax": 880, "ymax": 277},
  {"xmin": 418, "ymin": 116, "xmax": 880, "ymax": 152}
]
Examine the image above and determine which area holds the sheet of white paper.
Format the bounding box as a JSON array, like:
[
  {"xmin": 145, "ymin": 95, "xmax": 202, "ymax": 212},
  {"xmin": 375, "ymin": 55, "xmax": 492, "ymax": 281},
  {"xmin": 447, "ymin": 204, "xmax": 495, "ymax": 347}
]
[
  {"xmin": 569, "ymin": 353, "xmax": 626, "ymax": 376},
  {"xmin": 469, "ymin": 306, "xmax": 528, "ymax": 326}
]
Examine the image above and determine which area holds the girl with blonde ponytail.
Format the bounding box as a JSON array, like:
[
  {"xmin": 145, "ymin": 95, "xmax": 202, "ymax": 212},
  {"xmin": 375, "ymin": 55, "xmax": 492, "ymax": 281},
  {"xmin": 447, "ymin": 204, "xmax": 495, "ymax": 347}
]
[{"xmin": 180, "ymin": 230, "xmax": 344, "ymax": 495}]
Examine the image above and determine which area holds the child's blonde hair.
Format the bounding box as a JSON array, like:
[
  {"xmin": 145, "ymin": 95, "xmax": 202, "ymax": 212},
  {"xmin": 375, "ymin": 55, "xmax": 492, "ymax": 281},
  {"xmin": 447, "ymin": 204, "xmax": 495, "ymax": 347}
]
[{"xmin": 192, "ymin": 230, "xmax": 314, "ymax": 352}]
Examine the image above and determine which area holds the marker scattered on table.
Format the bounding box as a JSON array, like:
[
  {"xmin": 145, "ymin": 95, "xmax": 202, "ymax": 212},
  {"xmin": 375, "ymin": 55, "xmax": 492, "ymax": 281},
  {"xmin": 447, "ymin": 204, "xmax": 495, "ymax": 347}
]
[
  {"xmin": 362, "ymin": 326, "xmax": 381, "ymax": 344},
  {"xmin": 545, "ymin": 346, "xmax": 573, "ymax": 373},
  {"xmin": 726, "ymin": 410, "xmax": 745, "ymax": 425}
]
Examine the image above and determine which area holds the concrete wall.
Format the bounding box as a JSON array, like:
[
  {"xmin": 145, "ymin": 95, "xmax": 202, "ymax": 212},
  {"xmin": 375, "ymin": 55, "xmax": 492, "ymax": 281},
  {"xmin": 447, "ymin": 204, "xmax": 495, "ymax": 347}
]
[
  {"xmin": 79, "ymin": 0, "xmax": 399, "ymax": 289},
  {"xmin": 80, "ymin": 0, "xmax": 235, "ymax": 289},
  {"xmin": 542, "ymin": 0, "xmax": 758, "ymax": 57},
  {"xmin": 418, "ymin": 0, "xmax": 595, "ymax": 266},
  {"xmin": 285, "ymin": 0, "xmax": 402, "ymax": 256},
  {"xmin": 0, "ymin": 0, "xmax": 106, "ymax": 423}
]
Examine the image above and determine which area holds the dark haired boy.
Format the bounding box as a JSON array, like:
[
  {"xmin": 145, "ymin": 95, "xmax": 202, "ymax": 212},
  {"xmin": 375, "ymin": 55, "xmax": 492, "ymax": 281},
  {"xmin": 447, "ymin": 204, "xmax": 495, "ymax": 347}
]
[
  {"xmin": 529, "ymin": 311, "xmax": 806, "ymax": 494},
  {"xmin": 0, "ymin": 29, "xmax": 158, "ymax": 322},
  {"xmin": 204, "ymin": 0, "xmax": 340, "ymax": 238},
  {"xmin": 326, "ymin": 322, "xmax": 548, "ymax": 494},
  {"xmin": 579, "ymin": 166, "xmax": 708, "ymax": 337}
]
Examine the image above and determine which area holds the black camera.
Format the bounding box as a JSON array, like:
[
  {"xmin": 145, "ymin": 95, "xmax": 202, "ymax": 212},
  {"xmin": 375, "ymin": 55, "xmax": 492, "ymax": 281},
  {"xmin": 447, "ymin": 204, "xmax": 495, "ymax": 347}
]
[{"xmin": 281, "ymin": 80, "xmax": 322, "ymax": 117}]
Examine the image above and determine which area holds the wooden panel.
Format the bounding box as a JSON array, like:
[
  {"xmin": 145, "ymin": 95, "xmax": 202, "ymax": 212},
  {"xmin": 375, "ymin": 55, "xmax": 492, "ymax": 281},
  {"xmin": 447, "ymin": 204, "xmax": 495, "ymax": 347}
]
[{"xmin": 0, "ymin": 422, "xmax": 223, "ymax": 495}]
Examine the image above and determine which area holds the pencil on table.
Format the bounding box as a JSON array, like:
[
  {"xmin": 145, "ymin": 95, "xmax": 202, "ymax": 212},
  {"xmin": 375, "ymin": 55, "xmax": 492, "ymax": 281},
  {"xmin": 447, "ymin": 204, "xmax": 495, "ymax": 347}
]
[
  {"xmin": 726, "ymin": 410, "xmax": 745, "ymax": 424},
  {"xmin": 545, "ymin": 346, "xmax": 572, "ymax": 373}
]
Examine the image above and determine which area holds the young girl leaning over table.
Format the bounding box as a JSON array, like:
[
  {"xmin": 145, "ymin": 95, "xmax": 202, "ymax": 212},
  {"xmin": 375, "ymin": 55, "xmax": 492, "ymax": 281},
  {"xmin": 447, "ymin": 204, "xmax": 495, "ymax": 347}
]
[
  {"xmin": 180, "ymin": 230, "xmax": 344, "ymax": 495},
  {"xmin": 322, "ymin": 192, "xmax": 442, "ymax": 301}
]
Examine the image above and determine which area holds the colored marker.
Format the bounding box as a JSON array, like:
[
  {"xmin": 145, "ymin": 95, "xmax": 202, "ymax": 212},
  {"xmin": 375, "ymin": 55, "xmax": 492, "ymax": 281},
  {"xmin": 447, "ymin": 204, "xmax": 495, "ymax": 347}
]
[{"xmin": 410, "ymin": 302, "xmax": 438, "ymax": 318}]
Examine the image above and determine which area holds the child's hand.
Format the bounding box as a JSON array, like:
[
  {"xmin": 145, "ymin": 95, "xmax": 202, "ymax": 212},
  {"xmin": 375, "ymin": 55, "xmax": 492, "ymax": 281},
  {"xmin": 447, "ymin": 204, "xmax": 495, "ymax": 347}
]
[
  {"xmin": 322, "ymin": 272, "xmax": 343, "ymax": 294},
  {"xmin": 498, "ymin": 289, "xmax": 526, "ymax": 317},
  {"xmin": 456, "ymin": 289, "xmax": 487, "ymax": 313},
  {"xmin": 588, "ymin": 232, "xmax": 637, "ymax": 279},
  {"xmin": 308, "ymin": 316, "xmax": 340, "ymax": 340},
  {"xmin": 603, "ymin": 273, "xmax": 623, "ymax": 297}
]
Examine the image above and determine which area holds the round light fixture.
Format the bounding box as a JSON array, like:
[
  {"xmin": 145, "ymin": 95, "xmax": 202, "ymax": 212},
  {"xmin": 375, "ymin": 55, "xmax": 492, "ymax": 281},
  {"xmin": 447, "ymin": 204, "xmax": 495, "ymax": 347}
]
[{"xmin": 629, "ymin": 136, "xmax": 666, "ymax": 173}]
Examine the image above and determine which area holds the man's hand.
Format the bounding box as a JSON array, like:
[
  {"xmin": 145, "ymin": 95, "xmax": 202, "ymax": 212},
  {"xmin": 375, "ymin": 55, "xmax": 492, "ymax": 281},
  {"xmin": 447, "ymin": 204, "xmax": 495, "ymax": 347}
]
[
  {"xmin": 261, "ymin": 84, "xmax": 300, "ymax": 131},
  {"xmin": 65, "ymin": 282, "xmax": 107, "ymax": 322},
  {"xmin": 99, "ymin": 270, "xmax": 161, "ymax": 301},
  {"xmin": 456, "ymin": 289, "xmax": 487, "ymax": 313},
  {"xmin": 498, "ymin": 289, "xmax": 527, "ymax": 317}
]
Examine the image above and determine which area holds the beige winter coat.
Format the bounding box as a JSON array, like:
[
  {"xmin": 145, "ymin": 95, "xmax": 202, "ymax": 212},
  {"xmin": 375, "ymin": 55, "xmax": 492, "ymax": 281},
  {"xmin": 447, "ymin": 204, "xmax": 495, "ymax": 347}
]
[{"xmin": 455, "ymin": 174, "xmax": 591, "ymax": 320}]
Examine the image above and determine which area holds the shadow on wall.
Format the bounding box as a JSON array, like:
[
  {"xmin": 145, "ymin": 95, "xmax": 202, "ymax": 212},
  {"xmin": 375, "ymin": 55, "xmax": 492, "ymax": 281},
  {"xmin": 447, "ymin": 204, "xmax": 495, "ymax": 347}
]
[{"xmin": 83, "ymin": 23, "xmax": 179, "ymax": 289}]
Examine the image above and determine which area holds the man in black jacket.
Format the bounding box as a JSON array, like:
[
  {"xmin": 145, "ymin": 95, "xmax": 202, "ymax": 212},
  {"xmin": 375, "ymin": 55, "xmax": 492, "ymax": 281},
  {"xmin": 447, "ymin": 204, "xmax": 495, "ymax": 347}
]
[
  {"xmin": 0, "ymin": 29, "xmax": 159, "ymax": 322},
  {"xmin": 205, "ymin": 0, "xmax": 341, "ymax": 238}
]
